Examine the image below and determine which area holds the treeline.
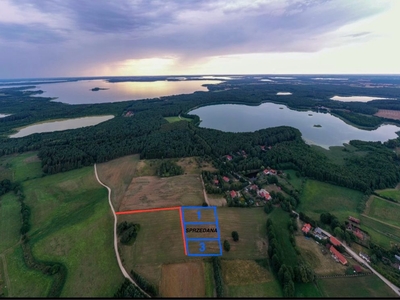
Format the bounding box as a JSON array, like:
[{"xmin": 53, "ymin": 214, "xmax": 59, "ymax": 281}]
[
  {"xmin": 157, "ymin": 160, "xmax": 183, "ymax": 177},
  {"xmin": 331, "ymin": 110, "xmax": 383, "ymax": 128},
  {"xmin": 130, "ymin": 270, "xmax": 157, "ymax": 297},
  {"xmin": 0, "ymin": 179, "xmax": 13, "ymax": 196},
  {"xmin": 113, "ymin": 279, "xmax": 148, "ymax": 298},
  {"xmin": 211, "ymin": 257, "xmax": 224, "ymax": 297}
]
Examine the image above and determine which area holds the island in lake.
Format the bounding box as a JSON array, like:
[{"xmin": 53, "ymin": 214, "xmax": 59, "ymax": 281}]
[
  {"xmin": 91, "ymin": 87, "xmax": 109, "ymax": 91},
  {"xmin": 313, "ymin": 124, "xmax": 322, "ymax": 127}
]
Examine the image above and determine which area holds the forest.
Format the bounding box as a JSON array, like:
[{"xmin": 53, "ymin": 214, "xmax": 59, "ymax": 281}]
[{"xmin": 1, "ymin": 79, "xmax": 400, "ymax": 195}]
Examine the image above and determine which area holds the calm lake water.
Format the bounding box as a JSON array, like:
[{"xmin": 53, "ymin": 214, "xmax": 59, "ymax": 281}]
[
  {"xmin": 10, "ymin": 115, "xmax": 114, "ymax": 138},
  {"xmin": 29, "ymin": 79, "xmax": 221, "ymax": 104},
  {"xmin": 190, "ymin": 103, "xmax": 400, "ymax": 148},
  {"xmin": 330, "ymin": 95, "xmax": 392, "ymax": 102}
]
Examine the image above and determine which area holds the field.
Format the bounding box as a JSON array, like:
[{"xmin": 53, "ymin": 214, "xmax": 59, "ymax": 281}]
[
  {"xmin": 22, "ymin": 166, "xmax": 123, "ymax": 297},
  {"xmin": 318, "ymin": 275, "xmax": 397, "ymax": 297},
  {"xmin": 298, "ymin": 180, "xmax": 365, "ymax": 221},
  {"xmin": 204, "ymin": 261, "xmax": 215, "ymax": 297},
  {"xmin": 164, "ymin": 116, "xmax": 192, "ymax": 123},
  {"xmin": 159, "ymin": 262, "xmax": 205, "ymax": 297},
  {"xmin": 0, "ymin": 152, "xmax": 43, "ymax": 182},
  {"xmin": 375, "ymin": 109, "xmax": 400, "ymax": 120},
  {"xmin": 375, "ymin": 188, "xmax": 400, "ymax": 202},
  {"xmin": 295, "ymin": 282, "xmax": 323, "ymax": 297},
  {"xmin": 359, "ymin": 215, "xmax": 400, "ymax": 249},
  {"xmin": 311, "ymin": 144, "xmax": 366, "ymax": 166},
  {"xmin": 119, "ymin": 174, "xmax": 204, "ymax": 211},
  {"xmin": 207, "ymin": 196, "xmax": 227, "ymax": 206},
  {"xmin": 364, "ymin": 196, "xmax": 400, "ymax": 227},
  {"xmin": 0, "ymin": 193, "xmax": 21, "ymax": 254},
  {"xmin": 221, "ymin": 259, "xmax": 282, "ymax": 297},
  {"xmin": 283, "ymin": 169, "xmax": 304, "ymax": 191},
  {"xmin": 295, "ymin": 235, "xmax": 347, "ymax": 275}
]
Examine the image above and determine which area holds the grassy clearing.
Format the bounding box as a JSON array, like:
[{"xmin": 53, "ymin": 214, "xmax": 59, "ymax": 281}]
[
  {"xmin": 118, "ymin": 210, "xmax": 186, "ymax": 266},
  {"xmin": 0, "ymin": 193, "xmax": 20, "ymax": 253},
  {"xmin": 5, "ymin": 246, "xmax": 52, "ymax": 297},
  {"xmin": 225, "ymin": 281, "xmax": 282, "ymax": 297},
  {"xmin": 295, "ymin": 235, "xmax": 347, "ymax": 275},
  {"xmin": 298, "ymin": 180, "xmax": 365, "ymax": 222},
  {"xmin": 0, "ymin": 152, "xmax": 42, "ymax": 182},
  {"xmin": 217, "ymin": 208, "xmax": 268, "ymax": 259},
  {"xmin": 159, "ymin": 262, "xmax": 205, "ymax": 297},
  {"xmin": 120, "ymin": 175, "xmax": 204, "ymax": 211},
  {"xmin": 283, "ymin": 169, "xmax": 304, "ymax": 191},
  {"xmin": 164, "ymin": 116, "xmax": 192, "ymax": 123},
  {"xmin": 204, "ymin": 261, "xmax": 215, "ymax": 297},
  {"xmin": 318, "ymin": 275, "xmax": 397, "ymax": 297},
  {"xmin": 269, "ymin": 208, "xmax": 298, "ymax": 266},
  {"xmin": 96, "ymin": 154, "xmax": 141, "ymax": 208},
  {"xmin": 375, "ymin": 189, "xmax": 400, "ymax": 202},
  {"xmin": 311, "ymin": 144, "xmax": 366, "ymax": 166},
  {"xmin": 23, "ymin": 166, "xmax": 123, "ymax": 297},
  {"xmin": 365, "ymin": 196, "xmax": 400, "ymax": 227}
]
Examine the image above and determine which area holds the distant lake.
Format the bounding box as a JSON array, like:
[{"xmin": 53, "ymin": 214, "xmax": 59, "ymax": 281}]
[
  {"xmin": 190, "ymin": 103, "xmax": 400, "ymax": 148},
  {"xmin": 10, "ymin": 115, "xmax": 114, "ymax": 138},
  {"xmin": 330, "ymin": 95, "xmax": 393, "ymax": 102},
  {"xmin": 0, "ymin": 114, "xmax": 9, "ymax": 118},
  {"xmin": 28, "ymin": 79, "xmax": 221, "ymax": 104}
]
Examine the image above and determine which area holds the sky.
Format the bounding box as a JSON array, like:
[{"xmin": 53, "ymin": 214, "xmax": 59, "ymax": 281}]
[{"xmin": 0, "ymin": 0, "xmax": 399, "ymax": 78}]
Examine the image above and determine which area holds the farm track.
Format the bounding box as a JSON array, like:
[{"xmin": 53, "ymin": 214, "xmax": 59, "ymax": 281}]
[
  {"xmin": 200, "ymin": 175, "xmax": 210, "ymax": 206},
  {"xmin": 0, "ymin": 253, "xmax": 11, "ymax": 297},
  {"xmin": 94, "ymin": 164, "xmax": 151, "ymax": 298}
]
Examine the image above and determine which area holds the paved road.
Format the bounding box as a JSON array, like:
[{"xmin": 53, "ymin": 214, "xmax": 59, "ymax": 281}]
[
  {"xmin": 94, "ymin": 164, "xmax": 151, "ymax": 298},
  {"xmin": 319, "ymin": 227, "xmax": 400, "ymax": 297}
]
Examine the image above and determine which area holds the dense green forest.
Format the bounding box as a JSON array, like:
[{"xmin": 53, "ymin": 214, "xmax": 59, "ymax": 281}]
[{"xmin": 1, "ymin": 80, "xmax": 400, "ymax": 194}]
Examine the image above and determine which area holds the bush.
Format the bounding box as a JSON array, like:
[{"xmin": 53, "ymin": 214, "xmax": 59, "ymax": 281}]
[
  {"xmin": 232, "ymin": 231, "xmax": 239, "ymax": 241},
  {"xmin": 223, "ymin": 240, "xmax": 230, "ymax": 252}
]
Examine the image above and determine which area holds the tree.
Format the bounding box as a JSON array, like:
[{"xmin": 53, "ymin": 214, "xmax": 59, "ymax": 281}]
[
  {"xmin": 223, "ymin": 240, "xmax": 230, "ymax": 252},
  {"xmin": 232, "ymin": 231, "xmax": 239, "ymax": 241}
]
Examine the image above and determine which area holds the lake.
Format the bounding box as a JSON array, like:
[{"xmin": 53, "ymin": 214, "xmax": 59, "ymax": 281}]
[
  {"xmin": 189, "ymin": 103, "xmax": 400, "ymax": 148},
  {"xmin": 0, "ymin": 114, "xmax": 9, "ymax": 118},
  {"xmin": 330, "ymin": 95, "xmax": 393, "ymax": 102},
  {"xmin": 10, "ymin": 115, "xmax": 114, "ymax": 138},
  {"xmin": 28, "ymin": 79, "xmax": 221, "ymax": 104}
]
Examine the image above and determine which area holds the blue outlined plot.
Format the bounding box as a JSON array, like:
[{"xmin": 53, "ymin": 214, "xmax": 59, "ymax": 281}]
[{"xmin": 182, "ymin": 206, "xmax": 222, "ymax": 256}]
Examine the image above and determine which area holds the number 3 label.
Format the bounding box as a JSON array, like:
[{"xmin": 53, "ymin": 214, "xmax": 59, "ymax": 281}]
[{"xmin": 199, "ymin": 242, "xmax": 205, "ymax": 252}]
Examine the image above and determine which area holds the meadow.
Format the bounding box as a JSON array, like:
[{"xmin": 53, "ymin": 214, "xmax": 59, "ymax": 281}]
[
  {"xmin": 22, "ymin": 166, "xmax": 123, "ymax": 297},
  {"xmin": 298, "ymin": 179, "xmax": 365, "ymax": 221},
  {"xmin": 164, "ymin": 116, "xmax": 192, "ymax": 123},
  {"xmin": 0, "ymin": 152, "xmax": 42, "ymax": 182},
  {"xmin": 376, "ymin": 188, "xmax": 400, "ymax": 202},
  {"xmin": 318, "ymin": 275, "xmax": 397, "ymax": 297},
  {"xmin": 364, "ymin": 196, "xmax": 400, "ymax": 227}
]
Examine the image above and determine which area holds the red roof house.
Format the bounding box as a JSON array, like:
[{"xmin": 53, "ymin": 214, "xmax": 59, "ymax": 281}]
[
  {"xmin": 354, "ymin": 230, "xmax": 363, "ymax": 240},
  {"xmin": 349, "ymin": 216, "xmax": 360, "ymax": 224},
  {"xmin": 329, "ymin": 236, "xmax": 341, "ymax": 247},
  {"xmin": 250, "ymin": 184, "xmax": 258, "ymax": 190},
  {"xmin": 258, "ymin": 189, "xmax": 272, "ymax": 200},
  {"xmin": 223, "ymin": 176, "xmax": 230, "ymax": 182},
  {"xmin": 353, "ymin": 265, "xmax": 362, "ymax": 273},
  {"xmin": 230, "ymin": 190, "xmax": 237, "ymax": 198},
  {"xmin": 213, "ymin": 179, "xmax": 219, "ymax": 185},
  {"xmin": 302, "ymin": 223, "xmax": 312, "ymax": 234},
  {"xmin": 226, "ymin": 155, "xmax": 232, "ymax": 161},
  {"xmin": 330, "ymin": 246, "xmax": 348, "ymax": 265}
]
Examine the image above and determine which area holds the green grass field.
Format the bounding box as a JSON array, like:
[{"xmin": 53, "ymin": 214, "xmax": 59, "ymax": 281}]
[
  {"xmin": 295, "ymin": 282, "xmax": 323, "ymax": 297},
  {"xmin": 376, "ymin": 189, "xmax": 400, "ymax": 202},
  {"xmin": 298, "ymin": 180, "xmax": 365, "ymax": 221},
  {"xmin": 204, "ymin": 261, "xmax": 215, "ymax": 297},
  {"xmin": 359, "ymin": 215, "xmax": 400, "ymax": 249},
  {"xmin": 225, "ymin": 281, "xmax": 282, "ymax": 297},
  {"xmin": 365, "ymin": 197, "xmax": 400, "ymax": 227},
  {"xmin": 0, "ymin": 193, "xmax": 21, "ymax": 253},
  {"xmin": 283, "ymin": 169, "xmax": 304, "ymax": 191},
  {"xmin": 311, "ymin": 144, "xmax": 366, "ymax": 166},
  {"xmin": 318, "ymin": 275, "xmax": 397, "ymax": 297},
  {"xmin": 5, "ymin": 246, "xmax": 52, "ymax": 297},
  {"xmin": 0, "ymin": 152, "xmax": 43, "ymax": 182},
  {"xmin": 269, "ymin": 208, "xmax": 298, "ymax": 266},
  {"xmin": 164, "ymin": 116, "xmax": 192, "ymax": 123},
  {"xmin": 21, "ymin": 166, "xmax": 123, "ymax": 297}
]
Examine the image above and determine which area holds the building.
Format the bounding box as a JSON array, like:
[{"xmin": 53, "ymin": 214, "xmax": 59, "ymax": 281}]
[
  {"xmin": 349, "ymin": 216, "xmax": 360, "ymax": 224},
  {"xmin": 258, "ymin": 189, "xmax": 272, "ymax": 200},
  {"xmin": 353, "ymin": 230, "xmax": 363, "ymax": 240},
  {"xmin": 226, "ymin": 155, "xmax": 232, "ymax": 161},
  {"xmin": 330, "ymin": 246, "xmax": 348, "ymax": 265},
  {"xmin": 329, "ymin": 236, "xmax": 341, "ymax": 247},
  {"xmin": 314, "ymin": 227, "xmax": 323, "ymax": 235},
  {"xmin": 213, "ymin": 179, "xmax": 219, "ymax": 185},
  {"xmin": 302, "ymin": 223, "xmax": 312, "ymax": 234},
  {"xmin": 359, "ymin": 252, "xmax": 371, "ymax": 263},
  {"xmin": 353, "ymin": 265, "xmax": 363, "ymax": 273},
  {"xmin": 230, "ymin": 190, "xmax": 237, "ymax": 198},
  {"xmin": 223, "ymin": 176, "xmax": 230, "ymax": 182}
]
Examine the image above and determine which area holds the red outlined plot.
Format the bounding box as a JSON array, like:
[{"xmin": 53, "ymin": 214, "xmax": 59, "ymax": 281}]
[{"xmin": 116, "ymin": 206, "xmax": 187, "ymax": 255}]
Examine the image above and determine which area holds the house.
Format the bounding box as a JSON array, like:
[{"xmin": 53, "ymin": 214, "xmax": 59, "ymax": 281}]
[
  {"xmin": 353, "ymin": 265, "xmax": 363, "ymax": 273},
  {"xmin": 395, "ymin": 255, "xmax": 400, "ymax": 262},
  {"xmin": 230, "ymin": 190, "xmax": 237, "ymax": 198},
  {"xmin": 263, "ymin": 169, "xmax": 270, "ymax": 175},
  {"xmin": 302, "ymin": 223, "xmax": 312, "ymax": 234},
  {"xmin": 349, "ymin": 216, "xmax": 360, "ymax": 224},
  {"xmin": 314, "ymin": 227, "xmax": 323, "ymax": 235},
  {"xmin": 270, "ymin": 169, "xmax": 277, "ymax": 175},
  {"xmin": 260, "ymin": 145, "xmax": 266, "ymax": 151},
  {"xmin": 329, "ymin": 236, "xmax": 341, "ymax": 247},
  {"xmin": 354, "ymin": 230, "xmax": 363, "ymax": 240},
  {"xmin": 226, "ymin": 155, "xmax": 233, "ymax": 161},
  {"xmin": 359, "ymin": 252, "xmax": 371, "ymax": 263},
  {"xmin": 258, "ymin": 189, "xmax": 272, "ymax": 200},
  {"xmin": 213, "ymin": 179, "xmax": 219, "ymax": 185},
  {"xmin": 250, "ymin": 184, "xmax": 258, "ymax": 191},
  {"xmin": 223, "ymin": 176, "xmax": 230, "ymax": 183},
  {"xmin": 330, "ymin": 246, "xmax": 348, "ymax": 265}
]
